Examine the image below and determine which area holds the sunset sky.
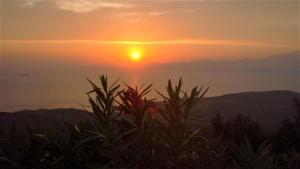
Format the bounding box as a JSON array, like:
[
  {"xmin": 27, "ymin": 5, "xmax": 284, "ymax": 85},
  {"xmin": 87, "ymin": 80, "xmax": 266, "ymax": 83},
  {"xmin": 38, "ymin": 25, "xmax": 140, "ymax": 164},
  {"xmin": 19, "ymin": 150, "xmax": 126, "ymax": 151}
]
[
  {"xmin": 1, "ymin": 0, "xmax": 299, "ymax": 65},
  {"xmin": 0, "ymin": 0, "xmax": 299, "ymax": 111}
]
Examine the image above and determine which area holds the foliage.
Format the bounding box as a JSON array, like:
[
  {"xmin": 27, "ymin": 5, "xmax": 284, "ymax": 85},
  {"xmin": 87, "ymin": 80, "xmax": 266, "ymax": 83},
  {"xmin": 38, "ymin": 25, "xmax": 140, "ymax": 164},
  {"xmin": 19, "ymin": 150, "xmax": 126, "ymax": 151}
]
[
  {"xmin": 211, "ymin": 113, "xmax": 266, "ymax": 149},
  {"xmin": 230, "ymin": 140, "xmax": 276, "ymax": 169},
  {"xmin": 0, "ymin": 75, "xmax": 299, "ymax": 169},
  {"xmin": 272, "ymin": 98, "xmax": 300, "ymax": 153}
]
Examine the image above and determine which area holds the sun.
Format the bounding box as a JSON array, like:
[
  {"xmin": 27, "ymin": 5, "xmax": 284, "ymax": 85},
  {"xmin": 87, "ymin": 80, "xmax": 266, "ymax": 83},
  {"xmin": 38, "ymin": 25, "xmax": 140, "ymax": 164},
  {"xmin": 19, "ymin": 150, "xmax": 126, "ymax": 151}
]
[
  {"xmin": 132, "ymin": 52, "xmax": 140, "ymax": 61},
  {"xmin": 129, "ymin": 48, "xmax": 142, "ymax": 62}
]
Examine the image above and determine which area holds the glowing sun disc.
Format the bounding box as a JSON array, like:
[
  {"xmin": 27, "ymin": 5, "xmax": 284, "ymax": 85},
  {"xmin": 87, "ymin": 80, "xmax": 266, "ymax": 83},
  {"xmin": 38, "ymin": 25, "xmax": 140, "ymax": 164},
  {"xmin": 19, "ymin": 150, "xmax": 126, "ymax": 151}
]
[
  {"xmin": 132, "ymin": 52, "xmax": 140, "ymax": 60},
  {"xmin": 129, "ymin": 47, "xmax": 142, "ymax": 61}
]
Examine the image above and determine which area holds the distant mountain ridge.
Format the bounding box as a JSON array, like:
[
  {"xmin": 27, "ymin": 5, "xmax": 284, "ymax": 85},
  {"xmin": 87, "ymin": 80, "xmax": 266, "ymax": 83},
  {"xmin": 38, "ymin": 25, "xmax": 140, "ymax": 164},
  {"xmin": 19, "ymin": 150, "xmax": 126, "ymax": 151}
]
[
  {"xmin": 192, "ymin": 90, "xmax": 300, "ymax": 130},
  {"xmin": 148, "ymin": 51, "xmax": 300, "ymax": 74},
  {"xmin": 0, "ymin": 90, "xmax": 299, "ymax": 133}
]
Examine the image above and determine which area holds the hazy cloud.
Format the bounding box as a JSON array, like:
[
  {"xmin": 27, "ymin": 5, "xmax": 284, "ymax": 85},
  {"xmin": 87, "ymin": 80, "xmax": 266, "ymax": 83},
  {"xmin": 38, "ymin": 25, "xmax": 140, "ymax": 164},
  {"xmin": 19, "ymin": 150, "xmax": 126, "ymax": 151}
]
[
  {"xmin": 22, "ymin": 0, "xmax": 132, "ymax": 13},
  {"xmin": 148, "ymin": 11, "xmax": 175, "ymax": 16},
  {"xmin": 0, "ymin": 39, "xmax": 289, "ymax": 48},
  {"xmin": 117, "ymin": 9, "xmax": 196, "ymax": 24},
  {"xmin": 22, "ymin": 0, "xmax": 44, "ymax": 7}
]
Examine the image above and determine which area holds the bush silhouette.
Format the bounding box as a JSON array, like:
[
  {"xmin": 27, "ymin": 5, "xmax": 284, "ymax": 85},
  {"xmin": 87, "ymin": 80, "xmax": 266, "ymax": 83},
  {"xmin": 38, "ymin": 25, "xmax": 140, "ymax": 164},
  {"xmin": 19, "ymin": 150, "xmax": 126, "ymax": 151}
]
[{"xmin": 0, "ymin": 75, "xmax": 299, "ymax": 169}]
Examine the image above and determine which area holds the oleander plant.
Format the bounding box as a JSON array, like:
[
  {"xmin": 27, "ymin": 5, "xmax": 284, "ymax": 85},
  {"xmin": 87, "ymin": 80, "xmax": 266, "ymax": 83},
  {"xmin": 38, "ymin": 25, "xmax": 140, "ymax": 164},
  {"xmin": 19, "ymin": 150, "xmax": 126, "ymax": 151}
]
[{"xmin": 0, "ymin": 75, "xmax": 299, "ymax": 169}]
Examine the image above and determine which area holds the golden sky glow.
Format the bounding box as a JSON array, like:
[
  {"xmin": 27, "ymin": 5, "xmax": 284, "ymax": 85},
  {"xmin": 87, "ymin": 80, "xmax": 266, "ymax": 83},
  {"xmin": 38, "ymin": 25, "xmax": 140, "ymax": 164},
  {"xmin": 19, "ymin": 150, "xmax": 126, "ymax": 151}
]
[
  {"xmin": 0, "ymin": 39, "xmax": 291, "ymax": 47},
  {"xmin": 0, "ymin": 0, "xmax": 299, "ymax": 111},
  {"xmin": 1, "ymin": 0, "xmax": 299, "ymax": 66}
]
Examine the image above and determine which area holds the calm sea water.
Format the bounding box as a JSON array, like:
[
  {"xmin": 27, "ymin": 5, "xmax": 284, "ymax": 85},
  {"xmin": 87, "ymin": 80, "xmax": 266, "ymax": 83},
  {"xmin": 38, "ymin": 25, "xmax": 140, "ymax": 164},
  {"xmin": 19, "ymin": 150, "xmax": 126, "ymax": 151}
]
[{"xmin": 1, "ymin": 65, "xmax": 299, "ymax": 112}]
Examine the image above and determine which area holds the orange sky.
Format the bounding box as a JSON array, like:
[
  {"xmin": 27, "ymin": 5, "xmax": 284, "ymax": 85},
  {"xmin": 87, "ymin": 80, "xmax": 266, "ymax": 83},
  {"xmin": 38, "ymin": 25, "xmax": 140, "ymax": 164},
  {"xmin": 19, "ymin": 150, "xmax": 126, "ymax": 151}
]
[
  {"xmin": 1, "ymin": 0, "xmax": 299, "ymax": 66},
  {"xmin": 0, "ymin": 0, "xmax": 299, "ymax": 112}
]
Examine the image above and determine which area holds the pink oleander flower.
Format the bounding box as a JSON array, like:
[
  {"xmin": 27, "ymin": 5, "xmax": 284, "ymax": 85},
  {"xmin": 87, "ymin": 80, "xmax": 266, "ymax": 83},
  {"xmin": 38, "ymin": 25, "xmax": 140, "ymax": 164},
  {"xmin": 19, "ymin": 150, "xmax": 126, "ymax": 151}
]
[{"xmin": 120, "ymin": 87, "xmax": 145, "ymax": 115}]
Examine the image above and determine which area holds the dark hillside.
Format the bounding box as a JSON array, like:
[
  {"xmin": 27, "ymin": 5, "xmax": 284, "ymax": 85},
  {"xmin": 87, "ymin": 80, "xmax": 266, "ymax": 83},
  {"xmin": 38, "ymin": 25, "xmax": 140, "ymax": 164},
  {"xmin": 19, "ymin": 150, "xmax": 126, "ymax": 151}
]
[
  {"xmin": 192, "ymin": 90, "xmax": 300, "ymax": 131},
  {"xmin": 0, "ymin": 91, "xmax": 299, "ymax": 132}
]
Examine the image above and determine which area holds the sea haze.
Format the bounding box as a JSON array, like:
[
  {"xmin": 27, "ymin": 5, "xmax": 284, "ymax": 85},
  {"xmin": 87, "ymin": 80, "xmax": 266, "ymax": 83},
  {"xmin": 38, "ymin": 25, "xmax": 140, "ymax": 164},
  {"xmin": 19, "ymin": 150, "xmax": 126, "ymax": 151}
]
[{"xmin": 0, "ymin": 52, "xmax": 299, "ymax": 112}]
